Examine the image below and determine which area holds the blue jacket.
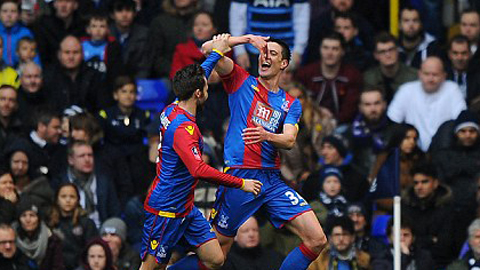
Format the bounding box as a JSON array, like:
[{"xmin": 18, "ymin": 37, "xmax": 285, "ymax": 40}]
[{"xmin": 0, "ymin": 22, "xmax": 40, "ymax": 66}]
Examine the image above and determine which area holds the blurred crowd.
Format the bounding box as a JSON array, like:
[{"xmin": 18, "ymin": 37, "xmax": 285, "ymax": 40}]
[{"xmin": 1, "ymin": 0, "xmax": 480, "ymax": 269}]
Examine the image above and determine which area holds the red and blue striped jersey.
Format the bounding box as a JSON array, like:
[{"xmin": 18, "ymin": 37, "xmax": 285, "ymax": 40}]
[
  {"xmin": 221, "ymin": 64, "xmax": 302, "ymax": 169},
  {"xmin": 144, "ymin": 103, "xmax": 243, "ymax": 217}
]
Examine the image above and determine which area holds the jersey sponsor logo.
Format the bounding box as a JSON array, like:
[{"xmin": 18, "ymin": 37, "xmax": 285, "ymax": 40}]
[
  {"xmin": 185, "ymin": 125, "xmax": 195, "ymax": 135},
  {"xmin": 253, "ymin": 0, "xmax": 291, "ymax": 7},
  {"xmin": 218, "ymin": 214, "xmax": 229, "ymax": 229},
  {"xmin": 191, "ymin": 146, "xmax": 201, "ymax": 160},
  {"xmin": 150, "ymin": 240, "xmax": 159, "ymax": 250},
  {"xmin": 253, "ymin": 102, "xmax": 282, "ymax": 132}
]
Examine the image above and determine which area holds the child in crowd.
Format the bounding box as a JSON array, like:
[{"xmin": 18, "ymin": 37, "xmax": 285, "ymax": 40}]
[
  {"xmin": 82, "ymin": 12, "xmax": 123, "ymax": 87},
  {"xmin": 98, "ymin": 75, "xmax": 149, "ymax": 155},
  {"xmin": 15, "ymin": 36, "xmax": 40, "ymax": 73},
  {"xmin": 0, "ymin": 0, "xmax": 36, "ymax": 66}
]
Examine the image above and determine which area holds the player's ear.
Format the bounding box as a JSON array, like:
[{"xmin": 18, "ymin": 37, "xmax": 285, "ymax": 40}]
[{"xmin": 280, "ymin": 59, "xmax": 289, "ymax": 70}]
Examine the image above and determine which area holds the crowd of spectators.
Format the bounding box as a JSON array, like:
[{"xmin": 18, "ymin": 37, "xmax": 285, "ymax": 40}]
[{"xmin": 2, "ymin": 0, "xmax": 480, "ymax": 269}]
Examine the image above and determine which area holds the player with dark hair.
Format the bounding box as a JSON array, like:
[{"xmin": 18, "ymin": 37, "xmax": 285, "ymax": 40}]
[
  {"xmin": 139, "ymin": 39, "xmax": 263, "ymax": 270},
  {"xmin": 198, "ymin": 34, "xmax": 328, "ymax": 270}
]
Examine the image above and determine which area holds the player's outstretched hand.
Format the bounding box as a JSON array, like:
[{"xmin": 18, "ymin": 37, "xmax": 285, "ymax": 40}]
[
  {"xmin": 241, "ymin": 179, "xmax": 263, "ymax": 196},
  {"xmin": 242, "ymin": 121, "xmax": 270, "ymax": 144},
  {"xmin": 211, "ymin": 33, "xmax": 232, "ymax": 54}
]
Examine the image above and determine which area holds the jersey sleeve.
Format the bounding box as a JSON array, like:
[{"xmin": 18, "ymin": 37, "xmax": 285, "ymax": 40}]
[
  {"xmin": 201, "ymin": 50, "xmax": 223, "ymax": 80},
  {"xmin": 284, "ymin": 98, "xmax": 302, "ymax": 126},
  {"xmin": 173, "ymin": 122, "xmax": 243, "ymax": 188},
  {"xmin": 220, "ymin": 63, "xmax": 250, "ymax": 94}
]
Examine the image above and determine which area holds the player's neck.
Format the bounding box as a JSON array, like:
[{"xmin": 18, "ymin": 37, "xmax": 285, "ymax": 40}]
[
  {"xmin": 178, "ymin": 100, "xmax": 197, "ymax": 116},
  {"xmin": 258, "ymin": 76, "xmax": 280, "ymax": 93}
]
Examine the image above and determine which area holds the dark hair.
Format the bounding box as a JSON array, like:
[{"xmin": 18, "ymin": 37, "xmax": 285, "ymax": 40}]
[
  {"xmin": 173, "ymin": 63, "xmax": 206, "ymax": 101},
  {"xmin": 385, "ymin": 123, "xmax": 418, "ymax": 150},
  {"xmin": 113, "ymin": 75, "xmax": 136, "ymax": 93},
  {"xmin": 410, "ymin": 161, "xmax": 438, "ymax": 179},
  {"xmin": 33, "ymin": 107, "xmax": 60, "ymax": 131},
  {"xmin": 461, "ymin": 7, "xmax": 480, "ymax": 19},
  {"xmin": 268, "ymin": 38, "xmax": 291, "ymax": 64},
  {"xmin": 110, "ymin": 0, "xmax": 136, "ymax": 12},
  {"xmin": 387, "ymin": 216, "xmax": 415, "ymax": 237},
  {"xmin": 334, "ymin": 12, "xmax": 358, "ymax": 28},
  {"xmin": 399, "ymin": 5, "xmax": 422, "ymax": 22},
  {"xmin": 328, "ymin": 216, "xmax": 355, "ymax": 236},
  {"xmin": 373, "ymin": 32, "xmax": 397, "ymax": 50},
  {"xmin": 0, "ymin": 84, "xmax": 16, "ymax": 93},
  {"xmin": 360, "ymin": 87, "xmax": 386, "ymax": 101},
  {"xmin": 88, "ymin": 10, "xmax": 109, "ymax": 23},
  {"xmin": 80, "ymin": 238, "xmax": 115, "ymax": 270},
  {"xmin": 0, "ymin": 0, "xmax": 19, "ymax": 12},
  {"xmin": 192, "ymin": 10, "xmax": 217, "ymax": 29},
  {"xmin": 69, "ymin": 113, "xmax": 103, "ymax": 144},
  {"xmin": 16, "ymin": 36, "xmax": 36, "ymax": 51},
  {"xmin": 321, "ymin": 31, "xmax": 346, "ymax": 50},
  {"xmin": 448, "ymin": 34, "xmax": 471, "ymax": 51}
]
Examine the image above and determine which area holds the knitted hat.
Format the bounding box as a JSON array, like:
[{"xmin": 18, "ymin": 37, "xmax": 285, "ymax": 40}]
[
  {"xmin": 347, "ymin": 202, "xmax": 366, "ymax": 216},
  {"xmin": 322, "ymin": 134, "xmax": 349, "ymax": 158},
  {"xmin": 454, "ymin": 110, "xmax": 480, "ymax": 133},
  {"xmin": 100, "ymin": 217, "xmax": 127, "ymax": 243},
  {"xmin": 320, "ymin": 166, "xmax": 343, "ymax": 184},
  {"xmin": 16, "ymin": 197, "xmax": 39, "ymax": 219}
]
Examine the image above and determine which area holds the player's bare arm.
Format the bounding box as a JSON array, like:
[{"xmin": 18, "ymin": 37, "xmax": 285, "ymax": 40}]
[{"xmin": 242, "ymin": 122, "xmax": 298, "ymax": 150}]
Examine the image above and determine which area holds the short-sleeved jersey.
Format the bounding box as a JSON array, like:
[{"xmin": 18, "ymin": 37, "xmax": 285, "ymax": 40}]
[
  {"xmin": 144, "ymin": 103, "xmax": 243, "ymax": 218},
  {"xmin": 221, "ymin": 64, "xmax": 302, "ymax": 169}
]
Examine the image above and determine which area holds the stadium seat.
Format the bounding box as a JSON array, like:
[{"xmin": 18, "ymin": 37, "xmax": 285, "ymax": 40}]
[
  {"xmin": 135, "ymin": 79, "xmax": 170, "ymax": 116},
  {"xmin": 371, "ymin": 214, "xmax": 392, "ymax": 244}
]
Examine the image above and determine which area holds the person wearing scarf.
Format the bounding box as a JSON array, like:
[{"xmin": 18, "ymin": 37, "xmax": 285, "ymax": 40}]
[{"xmin": 13, "ymin": 197, "xmax": 64, "ymax": 270}]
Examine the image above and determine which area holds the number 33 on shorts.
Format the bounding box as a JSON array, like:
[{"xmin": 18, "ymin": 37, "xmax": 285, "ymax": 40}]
[{"xmin": 285, "ymin": 191, "xmax": 308, "ymax": 206}]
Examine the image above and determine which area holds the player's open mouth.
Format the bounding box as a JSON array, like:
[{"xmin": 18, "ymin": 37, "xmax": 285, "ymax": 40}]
[{"xmin": 261, "ymin": 61, "xmax": 271, "ymax": 71}]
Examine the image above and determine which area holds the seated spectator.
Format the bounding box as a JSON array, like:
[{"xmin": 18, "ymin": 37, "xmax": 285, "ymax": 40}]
[
  {"xmin": 0, "ymin": 0, "xmax": 37, "ymax": 67},
  {"xmin": 222, "ymin": 216, "xmax": 284, "ymax": 270},
  {"xmin": 82, "ymin": 12, "xmax": 123, "ymax": 89},
  {"xmin": 15, "ymin": 37, "xmax": 41, "ymax": 73},
  {"xmin": 397, "ymin": 6, "xmax": 440, "ymax": 69},
  {"xmin": 13, "ymin": 198, "xmax": 63, "ymax": 270},
  {"xmin": 16, "ymin": 62, "xmax": 46, "ymax": 126},
  {"xmin": 42, "ymin": 35, "xmax": 107, "ymax": 113},
  {"xmin": 402, "ymin": 163, "xmax": 456, "ymax": 268},
  {"xmin": 343, "ymin": 88, "xmax": 394, "ymax": 176},
  {"xmin": 22, "ymin": 108, "xmax": 61, "ymax": 176},
  {"xmin": 0, "ymin": 170, "xmax": 18, "ymax": 224},
  {"xmin": 305, "ymin": 166, "xmax": 348, "ymax": 225},
  {"xmin": 447, "ymin": 218, "xmax": 480, "ymax": 270},
  {"xmin": 303, "ymin": 134, "xmax": 368, "ymax": 202},
  {"xmin": 47, "ymin": 183, "xmax": 98, "ymax": 270},
  {"xmin": 387, "ymin": 56, "xmax": 466, "ymax": 151},
  {"xmin": 363, "ymin": 32, "xmax": 417, "ymax": 102},
  {"xmin": 371, "ymin": 218, "xmax": 435, "ymax": 270},
  {"xmin": 147, "ymin": 0, "xmax": 201, "ymax": 78},
  {"xmin": 51, "ymin": 141, "xmax": 120, "ymax": 227},
  {"xmin": 432, "ymin": 110, "xmax": 480, "ymax": 252},
  {"xmin": 281, "ymin": 83, "xmax": 336, "ymax": 184},
  {"xmin": 446, "ymin": 35, "xmax": 480, "ymax": 104},
  {"xmin": 347, "ymin": 203, "xmax": 378, "ymax": 253},
  {"xmin": 4, "ymin": 141, "xmax": 53, "ymax": 215},
  {"xmin": 77, "ymin": 237, "xmax": 115, "ymax": 270},
  {"xmin": 109, "ymin": 0, "xmax": 149, "ymax": 79},
  {"xmin": 170, "ymin": 11, "xmax": 218, "ymax": 79},
  {"xmin": 97, "ymin": 76, "xmax": 149, "ymax": 155},
  {"xmin": 0, "ymin": 85, "xmax": 24, "ymax": 153},
  {"xmin": 460, "ymin": 9, "xmax": 480, "ymax": 72},
  {"xmin": 333, "ymin": 12, "xmax": 373, "ymax": 71},
  {"xmin": 0, "ymin": 223, "xmax": 34, "ymax": 270},
  {"xmin": 33, "ymin": 0, "xmax": 86, "ymax": 65},
  {"xmin": 100, "ymin": 218, "xmax": 140, "ymax": 270},
  {"xmin": 296, "ymin": 32, "xmax": 362, "ymax": 125},
  {"xmin": 306, "ymin": 0, "xmax": 374, "ymax": 64},
  {"xmin": 309, "ymin": 216, "xmax": 370, "ymax": 270}
]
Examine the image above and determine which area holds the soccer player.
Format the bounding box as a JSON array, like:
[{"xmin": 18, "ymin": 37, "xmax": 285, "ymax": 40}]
[
  {"xmin": 139, "ymin": 40, "xmax": 263, "ymax": 270},
  {"xmin": 201, "ymin": 34, "xmax": 328, "ymax": 270}
]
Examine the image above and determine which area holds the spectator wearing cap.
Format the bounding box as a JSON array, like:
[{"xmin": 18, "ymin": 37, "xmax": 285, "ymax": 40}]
[
  {"xmin": 433, "ymin": 110, "xmax": 480, "ymax": 253},
  {"xmin": 304, "ymin": 134, "xmax": 368, "ymax": 202},
  {"xmin": 0, "ymin": 223, "xmax": 34, "ymax": 270},
  {"xmin": 309, "ymin": 216, "xmax": 370, "ymax": 270},
  {"xmin": 0, "ymin": 84, "xmax": 25, "ymax": 154},
  {"xmin": 4, "ymin": 140, "xmax": 53, "ymax": 215},
  {"xmin": 12, "ymin": 198, "xmax": 63, "ymax": 270},
  {"xmin": 16, "ymin": 62, "xmax": 46, "ymax": 126},
  {"xmin": 100, "ymin": 217, "xmax": 140, "ymax": 270},
  {"xmin": 388, "ymin": 56, "xmax": 466, "ymax": 151},
  {"xmin": 402, "ymin": 162, "xmax": 456, "ymax": 268},
  {"xmin": 346, "ymin": 203, "xmax": 377, "ymax": 253},
  {"xmin": 303, "ymin": 166, "xmax": 348, "ymax": 225}
]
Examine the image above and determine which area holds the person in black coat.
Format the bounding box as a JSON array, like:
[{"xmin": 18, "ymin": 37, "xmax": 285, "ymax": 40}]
[{"xmin": 0, "ymin": 223, "xmax": 34, "ymax": 270}]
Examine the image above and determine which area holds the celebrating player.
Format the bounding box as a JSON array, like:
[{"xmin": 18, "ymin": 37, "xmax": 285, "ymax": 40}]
[
  {"xmin": 139, "ymin": 40, "xmax": 263, "ymax": 270},
  {"xmin": 202, "ymin": 34, "xmax": 328, "ymax": 270}
]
